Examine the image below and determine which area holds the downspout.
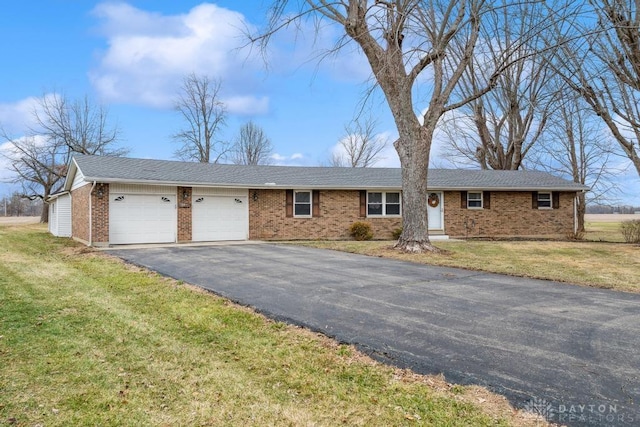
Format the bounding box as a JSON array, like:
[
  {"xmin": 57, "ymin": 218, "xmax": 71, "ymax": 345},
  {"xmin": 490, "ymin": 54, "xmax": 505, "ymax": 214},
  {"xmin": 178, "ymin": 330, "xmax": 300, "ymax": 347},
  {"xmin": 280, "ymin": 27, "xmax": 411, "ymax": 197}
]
[
  {"xmin": 574, "ymin": 192, "xmax": 579, "ymax": 234},
  {"xmin": 89, "ymin": 181, "xmax": 97, "ymax": 246}
]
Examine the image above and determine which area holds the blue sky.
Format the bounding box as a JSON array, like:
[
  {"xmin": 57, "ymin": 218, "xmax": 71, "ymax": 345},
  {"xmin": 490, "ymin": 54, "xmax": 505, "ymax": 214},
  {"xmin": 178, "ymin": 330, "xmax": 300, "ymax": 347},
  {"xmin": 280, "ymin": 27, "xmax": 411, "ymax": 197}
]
[{"xmin": 0, "ymin": 1, "xmax": 638, "ymax": 205}]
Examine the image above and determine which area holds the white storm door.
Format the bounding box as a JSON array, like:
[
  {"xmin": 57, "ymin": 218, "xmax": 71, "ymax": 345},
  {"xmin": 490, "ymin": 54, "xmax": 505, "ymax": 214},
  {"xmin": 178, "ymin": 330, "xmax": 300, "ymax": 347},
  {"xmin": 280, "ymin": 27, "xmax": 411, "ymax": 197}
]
[
  {"xmin": 427, "ymin": 192, "xmax": 443, "ymax": 230},
  {"xmin": 109, "ymin": 193, "xmax": 176, "ymax": 244}
]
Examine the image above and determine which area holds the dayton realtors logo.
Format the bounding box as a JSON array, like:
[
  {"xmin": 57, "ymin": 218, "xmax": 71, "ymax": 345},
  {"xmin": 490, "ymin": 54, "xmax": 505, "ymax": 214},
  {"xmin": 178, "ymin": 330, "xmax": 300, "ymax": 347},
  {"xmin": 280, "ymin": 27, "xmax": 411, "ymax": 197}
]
[{"xmin": 524, "ymin": 397, "xmax": 637, "ymax": 425}]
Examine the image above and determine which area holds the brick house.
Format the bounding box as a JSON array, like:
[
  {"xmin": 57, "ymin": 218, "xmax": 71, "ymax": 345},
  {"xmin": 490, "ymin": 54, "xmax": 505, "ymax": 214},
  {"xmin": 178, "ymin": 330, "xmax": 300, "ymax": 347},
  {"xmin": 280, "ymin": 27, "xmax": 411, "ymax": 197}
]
[{"xmin": 47, "ymin": 154, "xmax": 588, "ymax": 246}]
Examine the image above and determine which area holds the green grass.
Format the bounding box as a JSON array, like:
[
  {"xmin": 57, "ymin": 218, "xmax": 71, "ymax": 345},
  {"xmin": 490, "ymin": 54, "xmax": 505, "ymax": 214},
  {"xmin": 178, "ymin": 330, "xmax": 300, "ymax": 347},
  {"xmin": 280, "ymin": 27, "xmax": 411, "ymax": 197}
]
[
  {"xmin": 294, "ymin": 221, "xmax": 640, "ymax": 293},
  {"xmin": 0, "ymin": 224, "xmax": 536, "ymax": 426},
  {"xmin": 584, "ymin": 220, "xmax": 626, "ymax": 242}
]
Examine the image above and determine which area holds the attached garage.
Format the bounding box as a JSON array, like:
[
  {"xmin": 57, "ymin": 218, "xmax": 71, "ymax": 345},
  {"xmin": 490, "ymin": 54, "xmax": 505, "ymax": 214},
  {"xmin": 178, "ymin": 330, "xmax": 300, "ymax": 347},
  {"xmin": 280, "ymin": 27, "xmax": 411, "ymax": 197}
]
[
  {"xmin": 192, "ymin": 188, "xmax": 248, "ymax": 241},
  {"xmin": 109, "ymin": 184, "xmax": 177, "ymax": 245}
]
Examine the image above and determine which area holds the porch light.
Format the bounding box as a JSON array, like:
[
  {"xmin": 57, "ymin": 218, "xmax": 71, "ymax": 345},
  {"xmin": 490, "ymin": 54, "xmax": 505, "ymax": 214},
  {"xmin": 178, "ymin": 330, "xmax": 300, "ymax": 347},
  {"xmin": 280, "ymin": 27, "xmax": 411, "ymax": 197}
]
[
  {"xmin": 182, "ymin": 189, "xmax": 189, "ymax": 200},
  {"xmin": 252, "ymin": 191, "xmax": 259, "ymax": 201}
]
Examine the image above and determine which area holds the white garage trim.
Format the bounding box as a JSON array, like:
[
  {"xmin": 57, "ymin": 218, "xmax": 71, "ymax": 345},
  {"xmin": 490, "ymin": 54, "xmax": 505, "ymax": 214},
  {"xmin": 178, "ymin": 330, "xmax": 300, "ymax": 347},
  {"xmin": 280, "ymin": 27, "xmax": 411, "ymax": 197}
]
[
  {"xmin": 109, "ymin": 185, "xmax": 177, "ymax": 245},
  {"xmin": 110, "ymin": 183, "xmax": 175, "ymax": 194},
  {"xmin": 192, "ymin": 188, "xmax": 248, "ymax": 242}
]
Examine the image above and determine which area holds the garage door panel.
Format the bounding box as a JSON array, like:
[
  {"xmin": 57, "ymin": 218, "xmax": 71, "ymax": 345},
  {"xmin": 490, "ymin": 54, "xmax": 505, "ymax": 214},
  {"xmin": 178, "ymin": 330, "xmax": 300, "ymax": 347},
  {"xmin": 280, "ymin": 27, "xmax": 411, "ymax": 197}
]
[
  {"xmin": 192, "ymin": 195, "xmax": 248, "ymax": 241},
  {"xmin": 110, "ymin": 194, "xmax": 176, "ymax": 244}
]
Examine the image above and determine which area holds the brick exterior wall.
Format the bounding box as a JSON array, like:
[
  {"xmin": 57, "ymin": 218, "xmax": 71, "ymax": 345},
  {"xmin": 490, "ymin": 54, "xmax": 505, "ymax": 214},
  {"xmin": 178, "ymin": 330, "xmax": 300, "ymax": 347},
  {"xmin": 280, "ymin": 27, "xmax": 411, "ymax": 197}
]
[
  {"xmin": 248, "ymin": 189, "xmax": 402, "ymax": 240},
  {"xmin": 71, "ymin": 185, "xmax": 577, "ymax": 245},
  {"xmin": 92, "ymin": 183, "xmax": 109, "ymax": 244},
  {"xmin": 443, "ymin": 191, "xmax": 576, "ymax": 238},
  {"xmin": 70, "ymin": 182, "xmax": 110, "ymax": 245},
  {"xmin": 177, "ymin": 186, "xmax": 192, "ymax": 242},
  {"xmin": 248, "ymin": 189, "xmax": 576, "ymax": 241},
  {"xmin": 71, "ymin": 184, "xmax": 91, "ymax": 244}
]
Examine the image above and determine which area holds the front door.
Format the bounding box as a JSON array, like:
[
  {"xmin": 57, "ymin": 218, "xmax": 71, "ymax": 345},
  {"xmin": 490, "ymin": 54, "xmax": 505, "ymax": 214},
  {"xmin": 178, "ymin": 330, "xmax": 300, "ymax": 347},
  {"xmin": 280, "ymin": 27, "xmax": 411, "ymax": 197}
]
[{"xmin": 427, "ymin": 192, "xmax": 443, "ymax": 230}]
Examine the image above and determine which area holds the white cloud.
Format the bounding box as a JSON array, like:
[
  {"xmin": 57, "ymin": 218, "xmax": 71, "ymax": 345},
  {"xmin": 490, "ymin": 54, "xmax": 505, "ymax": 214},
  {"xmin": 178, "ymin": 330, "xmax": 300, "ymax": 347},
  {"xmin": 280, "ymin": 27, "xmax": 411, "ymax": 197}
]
[
  {"xmin": 223, "ymin": 95, "xmax": 269, "ymax": 115},
  {"xmin": 0, "ymin": 97, "xmax": 41, "ymax": 134},
  {"xmin": 90, "ymin": 2, "xmax": 266, "ymax": 112},
  {"xmin": 271, "ymin": 152, "xmax": 306, "ymax": 165}
]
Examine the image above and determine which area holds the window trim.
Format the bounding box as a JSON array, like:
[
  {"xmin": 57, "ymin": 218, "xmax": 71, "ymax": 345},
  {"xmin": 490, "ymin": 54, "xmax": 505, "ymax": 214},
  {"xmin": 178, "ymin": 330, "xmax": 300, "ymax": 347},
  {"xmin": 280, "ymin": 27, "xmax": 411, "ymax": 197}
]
[
  {"xmin": 467, "ymin": 191, "xmax": 483, "ymax": 209},
  {"xmin": 293, "ymin": 190, "xmax": 312, "ymax": 218},
  {"xmin": 367, "ymin": 191, "xmax": 402, "ymax": 217},
  {"xmin": 537, "ymin": 192, "xmax": 552, "ymax": 209}
]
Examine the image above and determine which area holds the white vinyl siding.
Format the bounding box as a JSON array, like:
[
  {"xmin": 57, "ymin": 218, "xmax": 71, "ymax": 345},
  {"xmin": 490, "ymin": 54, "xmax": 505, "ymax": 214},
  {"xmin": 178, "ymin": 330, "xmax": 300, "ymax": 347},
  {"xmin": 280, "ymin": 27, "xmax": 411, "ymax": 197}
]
[{"xmin": 48, "ymin": 193, "xmax": 72, "ymax": 237}]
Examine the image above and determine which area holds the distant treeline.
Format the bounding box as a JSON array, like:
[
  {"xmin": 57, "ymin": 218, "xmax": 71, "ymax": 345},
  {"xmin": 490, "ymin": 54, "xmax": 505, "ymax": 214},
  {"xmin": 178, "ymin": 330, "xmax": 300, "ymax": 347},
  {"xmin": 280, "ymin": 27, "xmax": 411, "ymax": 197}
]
[
  {"xmin": 587, "ymin": 205, "xmax": 640, "ymax": 214},
  {"xmin": 0, "ymin": 193, "xmax": 43, "ymax": 217}
]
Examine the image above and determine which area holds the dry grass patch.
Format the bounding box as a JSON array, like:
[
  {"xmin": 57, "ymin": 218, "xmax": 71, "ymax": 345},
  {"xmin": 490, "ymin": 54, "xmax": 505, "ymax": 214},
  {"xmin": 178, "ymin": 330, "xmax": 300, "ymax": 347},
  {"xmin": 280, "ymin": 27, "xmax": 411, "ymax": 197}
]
[
  {"xmin": 0, "ymin": 226, "xmax": 543, "ymax": 426},
  {"xmin": 296, "ymin": 239, "xmax": 640, "ymax": 293}
]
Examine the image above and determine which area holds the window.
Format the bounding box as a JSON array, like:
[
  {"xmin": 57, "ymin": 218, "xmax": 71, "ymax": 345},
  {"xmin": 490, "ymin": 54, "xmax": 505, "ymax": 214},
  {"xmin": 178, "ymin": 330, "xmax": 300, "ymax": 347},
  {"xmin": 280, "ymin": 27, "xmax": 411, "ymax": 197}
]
[
  {"xmin": 467, "ymin": 192, "xmax": 483, "ymax": 209},
  {"xmin": 537, "ymin": 192, "xmax": 552, "ymax": 209},
  {"xmin": 367, "ymin": 192, "xmax": 401, "ymax": 216},
  {"xmin": 294, "ymin": 190, "xmax": 311, "ymax": 217}
]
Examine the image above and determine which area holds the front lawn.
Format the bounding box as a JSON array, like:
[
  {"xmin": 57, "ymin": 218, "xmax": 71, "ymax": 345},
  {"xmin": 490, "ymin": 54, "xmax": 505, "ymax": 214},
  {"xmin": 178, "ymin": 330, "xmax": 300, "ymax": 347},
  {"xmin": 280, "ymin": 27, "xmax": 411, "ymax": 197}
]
[
  {"xmin": 295, "ymin": 220, "xmax": 640, "ymax": 293},
  {"xmin": 0, "ymin": 224, "xmax": 539, "ymax": 426}
]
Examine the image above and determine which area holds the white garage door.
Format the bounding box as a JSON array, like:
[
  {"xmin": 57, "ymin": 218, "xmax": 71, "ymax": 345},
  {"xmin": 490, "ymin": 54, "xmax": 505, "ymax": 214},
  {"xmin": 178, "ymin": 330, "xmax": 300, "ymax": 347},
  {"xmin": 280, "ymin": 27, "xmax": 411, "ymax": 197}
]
[
  {"xmin": 109, "ymin": 193, "xmax": 176, "ymax": 244},
  {"xmin": 192, "ymin": 190, "xmax": 248, "ymax": 242}
]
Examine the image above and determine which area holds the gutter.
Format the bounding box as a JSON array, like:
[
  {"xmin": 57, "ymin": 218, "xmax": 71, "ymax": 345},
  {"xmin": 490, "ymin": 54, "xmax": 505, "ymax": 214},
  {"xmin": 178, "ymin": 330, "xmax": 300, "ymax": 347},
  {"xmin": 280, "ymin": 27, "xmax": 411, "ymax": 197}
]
[{"xmin": 80, "ymin": 177, "xmax": 589, "ymax": 192}]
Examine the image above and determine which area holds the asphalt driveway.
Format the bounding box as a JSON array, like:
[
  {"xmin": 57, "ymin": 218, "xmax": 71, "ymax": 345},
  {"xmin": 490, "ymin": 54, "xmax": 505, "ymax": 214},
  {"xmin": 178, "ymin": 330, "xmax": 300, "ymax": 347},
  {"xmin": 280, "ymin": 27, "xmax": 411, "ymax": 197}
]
[{"xmin": 110, "ymin": 243, "xmax": 640, "ymax": 426}]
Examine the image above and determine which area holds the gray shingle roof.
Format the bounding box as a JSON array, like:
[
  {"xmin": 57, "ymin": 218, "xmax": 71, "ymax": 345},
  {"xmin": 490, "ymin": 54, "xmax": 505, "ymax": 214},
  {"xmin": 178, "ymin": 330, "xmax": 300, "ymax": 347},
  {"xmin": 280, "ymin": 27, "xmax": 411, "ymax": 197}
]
[{"xmin": 68, "ymin": 154, "xmax": 589, "ymax": 191}]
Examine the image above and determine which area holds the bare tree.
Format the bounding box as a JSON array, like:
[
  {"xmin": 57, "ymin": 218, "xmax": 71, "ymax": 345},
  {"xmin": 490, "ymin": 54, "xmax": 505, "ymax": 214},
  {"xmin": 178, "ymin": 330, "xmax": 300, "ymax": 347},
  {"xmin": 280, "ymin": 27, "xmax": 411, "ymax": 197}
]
[
  {"xmin": 173, "ymin": 73, "xmax": 228, "ymax": 163},
  {"xmin": 1, "ymin": 132, "xmax": 68, "ymax": 222},
  {"xmin": 330, "ymin": 116, "xmax": 388, "ymax": 167},
  {"xmin": 531, "ymin": 89, "xmax": 616, "ymax": 232},
  {"xmin": 259, "ymin": 0, "xmax": 507, "ymax": 252},
  {"xmin": 34, "ymin": 93, "xmax": 124, "ymax": 156},
  {"xmin": 442, "ymin": 1, "xmax": 556, "ymax": 170},
  {"xmin": 552, "ymin": 1, "xmax": 640, "ymax": 177},
  {"xmin": 1, "ymin": 92, "xmax": 125, "ymax": 222},
  {"xmin": 230, "ymin": 121, "xmax": 274, "ymax": 165}
]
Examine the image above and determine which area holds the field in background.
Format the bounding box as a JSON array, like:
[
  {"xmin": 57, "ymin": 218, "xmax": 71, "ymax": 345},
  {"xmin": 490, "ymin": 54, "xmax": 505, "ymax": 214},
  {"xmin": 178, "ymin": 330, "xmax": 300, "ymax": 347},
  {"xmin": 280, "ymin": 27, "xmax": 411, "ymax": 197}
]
[
  {"xmin": 0, "ymin": 216, "xmax": 40, "ymax": 225},
  {"xmin": 585, "ymin": 214, "xmax": 639, "ymax": 242}
]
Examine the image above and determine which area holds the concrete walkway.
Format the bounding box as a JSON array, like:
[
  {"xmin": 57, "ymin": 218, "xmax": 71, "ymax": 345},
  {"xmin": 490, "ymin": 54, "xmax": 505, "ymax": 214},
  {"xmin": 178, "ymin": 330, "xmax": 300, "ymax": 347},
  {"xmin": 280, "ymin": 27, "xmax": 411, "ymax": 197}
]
[{"xmin": 110, "ymin": 243, "xmax": 640, "ymax": 426}]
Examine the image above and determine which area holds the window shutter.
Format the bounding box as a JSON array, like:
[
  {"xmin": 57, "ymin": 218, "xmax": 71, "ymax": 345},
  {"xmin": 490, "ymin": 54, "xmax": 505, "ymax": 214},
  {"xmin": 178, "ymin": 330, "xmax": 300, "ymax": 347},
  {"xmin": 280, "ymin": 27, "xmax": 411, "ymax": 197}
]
[
  {"xmin": 483, "ymin": 191, "xmax": 491, "ymax": 209},
  {"xmin": 552, "ymin": 192, "xmax": 560, "ymax": 209},
  {"xmin": 532, "ymin": 192, "xmax": 538, "ymax": 209},
  {"xmin": 359, "ymin": 190, "xmax": 367, "ymax": 217},
  {"xmin": 312, "ymin": 190, "xmax": 320, "ymax": 217},
  {"xmin": 286, "ymin": 190, "xmax": 293, "ymax": 217},
  {"xmin": 460, "ymin": 191, "xmax": 467, "ymax": 209}
]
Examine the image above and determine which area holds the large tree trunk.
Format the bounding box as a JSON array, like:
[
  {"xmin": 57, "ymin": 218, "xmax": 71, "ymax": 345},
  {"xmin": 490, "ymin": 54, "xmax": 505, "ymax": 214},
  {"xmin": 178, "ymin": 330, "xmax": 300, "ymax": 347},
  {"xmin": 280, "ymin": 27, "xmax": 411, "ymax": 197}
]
[
  {"xmin": 393, "ymin": 125, "xmax": 441, "ymax": 253},
  {"xmin": 40, "ymin": 203, "xmax": 48, "ymax": 223},
  {"xmin": 576, "ymin": 192, "xmax": 585, "ymax": 233}
]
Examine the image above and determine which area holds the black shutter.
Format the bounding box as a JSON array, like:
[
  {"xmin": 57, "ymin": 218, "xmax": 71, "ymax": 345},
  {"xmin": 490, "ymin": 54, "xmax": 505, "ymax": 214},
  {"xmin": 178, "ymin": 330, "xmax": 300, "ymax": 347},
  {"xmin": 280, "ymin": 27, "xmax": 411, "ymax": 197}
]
[
  {"xmin": 359, "ymin": 191, "xmax": 367, "ymax": 217},
  {"xmin": 460, "ymin": 191, "xmax": 467, "ymax": 209},
  {"xmin": 552, "ymin": 192, "xmax": 560, "ymax": 209},
  {"xmin": 483, "ymin": 191, "xmax": 491, "ymax": 209},
  {"xmin": 312, "ymin": 190, "xmax": 320, "ymax": 217},
  {"xmin": 532, "ymin": 192, "xmax": 538, "ymax": 209},
  {"xmin": 286, "ymin": 190, "xmax": 293, "ymax": 217}
]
